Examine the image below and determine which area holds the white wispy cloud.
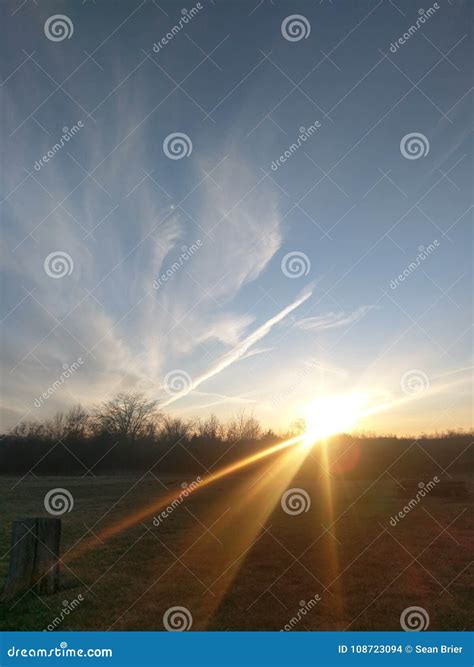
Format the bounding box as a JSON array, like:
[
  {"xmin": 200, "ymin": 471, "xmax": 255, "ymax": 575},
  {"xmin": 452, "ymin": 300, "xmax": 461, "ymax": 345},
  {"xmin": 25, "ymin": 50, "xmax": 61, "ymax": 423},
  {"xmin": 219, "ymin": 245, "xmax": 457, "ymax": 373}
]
[
  {"xmin": 296, "ymin": 305, "xmax": 375, "ymax": 332},
  {"xmin": 171, "ymin": 390, "xmax": 258, "ymax": 413},
  {"xmin": 0, "ymin": 80, "xmax": 287, "ymax": 428}
]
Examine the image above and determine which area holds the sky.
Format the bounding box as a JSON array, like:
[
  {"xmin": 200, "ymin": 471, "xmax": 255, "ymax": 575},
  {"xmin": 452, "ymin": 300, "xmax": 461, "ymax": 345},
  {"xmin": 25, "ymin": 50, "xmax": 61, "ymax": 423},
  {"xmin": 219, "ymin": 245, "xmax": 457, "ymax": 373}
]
[{"xmin": 0, "ymin": 0, "xmax": 472, "ymax": 435}]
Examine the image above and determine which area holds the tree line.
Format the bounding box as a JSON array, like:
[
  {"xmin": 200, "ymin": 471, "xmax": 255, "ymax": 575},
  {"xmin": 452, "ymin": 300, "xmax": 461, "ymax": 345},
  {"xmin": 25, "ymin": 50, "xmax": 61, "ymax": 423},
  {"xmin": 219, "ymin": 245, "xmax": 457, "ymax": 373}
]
[
  {"xmin": 0, "ymin": 393, "xmax": 280, "ymax": 475},
  {"xmin": 7, "ymin": 393, "xmax": 269, "ymax": 444},
  {"xmin": 0, "ymin": 392, "xmax": 472, "ymax": 478}
]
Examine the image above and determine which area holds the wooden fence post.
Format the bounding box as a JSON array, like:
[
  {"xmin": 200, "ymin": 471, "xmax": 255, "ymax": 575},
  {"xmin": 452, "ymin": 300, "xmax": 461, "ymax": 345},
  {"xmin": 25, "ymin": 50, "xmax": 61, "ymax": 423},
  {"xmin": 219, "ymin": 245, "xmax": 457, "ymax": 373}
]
[{"xmin": 2, "ymin": 518, "xmax": 61, "ymax": 599}]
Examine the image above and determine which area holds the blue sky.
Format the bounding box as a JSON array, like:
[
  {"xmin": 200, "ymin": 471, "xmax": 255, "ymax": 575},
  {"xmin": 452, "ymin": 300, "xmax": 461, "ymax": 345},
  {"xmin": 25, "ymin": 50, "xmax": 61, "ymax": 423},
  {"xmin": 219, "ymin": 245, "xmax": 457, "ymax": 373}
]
[{"xmin": 1, "ymin": 0, "xmax": 472, "ymax": 434}]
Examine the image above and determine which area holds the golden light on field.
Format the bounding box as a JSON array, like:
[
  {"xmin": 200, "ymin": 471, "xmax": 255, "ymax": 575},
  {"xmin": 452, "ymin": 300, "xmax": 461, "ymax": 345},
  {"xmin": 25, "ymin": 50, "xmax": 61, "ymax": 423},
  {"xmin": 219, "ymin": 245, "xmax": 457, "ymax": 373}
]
[
  {"xmin": 66, "ymin": 384, "xmax": 449, "ymax": 564},
  {"xmin": 68, "ymin": 394, "xmax": 376, "ymax": 562},
  {"xmin": 65, "ymin": 433, "xmax": 307, "ymax": 561},
  {"xmin": 300, "ymin": 392, "xmax": 368, "ymax": 448}
]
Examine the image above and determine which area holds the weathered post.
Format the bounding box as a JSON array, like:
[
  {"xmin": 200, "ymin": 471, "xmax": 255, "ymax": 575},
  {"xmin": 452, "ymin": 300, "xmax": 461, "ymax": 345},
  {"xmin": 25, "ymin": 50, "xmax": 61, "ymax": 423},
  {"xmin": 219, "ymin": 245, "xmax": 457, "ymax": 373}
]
[{"xmin": 2, "ymin": 518, "xmax": 61, "ymax": 599}]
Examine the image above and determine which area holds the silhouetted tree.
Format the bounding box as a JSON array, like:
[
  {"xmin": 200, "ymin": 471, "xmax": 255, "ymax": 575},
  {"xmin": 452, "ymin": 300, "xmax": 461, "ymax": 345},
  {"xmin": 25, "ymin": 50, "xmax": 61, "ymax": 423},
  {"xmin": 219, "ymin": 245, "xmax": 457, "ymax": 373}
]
[
  {"xmin": 64, "ymin": 405, "xmax": 90, "ymax": 439},
  {"xmin": 46, "ymin": 413, "xmax": 67, "ymax": 441},
  {"xmin": 226, "ymin": 410, "xmax": 261, "ymax": 442},
  {"xmin": 159, "ymin": 416, "xmax": 193, "ymax": 444},
  {"xmin": 2, "ymin": 399, "xmax": 473, "ymax": 478},
  {"xmin": 93, "ymin": 392, "xmax": 160, "ymax": 442},
  {"xmin": 289, "ymin": 418, "xmax": 306, "ymax": 436},
  {"xmin": 10, "ymin": 420, "xmax": 46, "ymax": 440},
  {"xmin": 195, "ymin": 414, "xmax": 224, "ymax": 441}
]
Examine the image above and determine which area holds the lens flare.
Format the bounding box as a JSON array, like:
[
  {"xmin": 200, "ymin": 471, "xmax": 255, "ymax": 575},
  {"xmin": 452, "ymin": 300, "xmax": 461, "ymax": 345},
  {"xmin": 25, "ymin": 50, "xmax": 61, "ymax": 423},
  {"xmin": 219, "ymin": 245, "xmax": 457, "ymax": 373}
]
[{"xmin": 301, "ymin": 393, "xmax": 367, "ymax": 448}]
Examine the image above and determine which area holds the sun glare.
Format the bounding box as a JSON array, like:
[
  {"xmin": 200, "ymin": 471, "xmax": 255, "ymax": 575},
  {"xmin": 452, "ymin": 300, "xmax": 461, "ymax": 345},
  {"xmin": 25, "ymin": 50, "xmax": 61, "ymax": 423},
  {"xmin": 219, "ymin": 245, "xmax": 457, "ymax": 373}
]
[{"xmin": 300, "ymin": 393, "xmax": 366, "ymax": 448}]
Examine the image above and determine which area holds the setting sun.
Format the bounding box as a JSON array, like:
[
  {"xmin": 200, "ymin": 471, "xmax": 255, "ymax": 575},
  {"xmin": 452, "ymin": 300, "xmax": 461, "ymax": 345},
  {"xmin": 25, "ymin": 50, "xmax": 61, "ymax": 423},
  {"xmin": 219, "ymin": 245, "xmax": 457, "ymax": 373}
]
[{"xmin": 300, "ymin": 393, "xmax": 367, "ymax": 448}]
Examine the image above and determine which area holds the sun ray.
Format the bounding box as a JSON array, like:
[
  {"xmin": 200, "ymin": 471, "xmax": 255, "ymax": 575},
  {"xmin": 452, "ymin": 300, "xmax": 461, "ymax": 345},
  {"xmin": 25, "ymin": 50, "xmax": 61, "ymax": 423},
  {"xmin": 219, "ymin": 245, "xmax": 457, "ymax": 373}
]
[{"xmin": 65, "ymin": 434, "xmax": 306, "ymax": 563}]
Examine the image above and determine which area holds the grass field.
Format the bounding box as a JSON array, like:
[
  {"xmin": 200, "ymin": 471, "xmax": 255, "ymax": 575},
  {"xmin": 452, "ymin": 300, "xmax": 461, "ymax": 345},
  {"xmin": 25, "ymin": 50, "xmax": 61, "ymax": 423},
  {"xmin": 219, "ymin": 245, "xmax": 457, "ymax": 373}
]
[{"xmin": 0, "ymin": 465, "xmax": 472, "ymax": 632}]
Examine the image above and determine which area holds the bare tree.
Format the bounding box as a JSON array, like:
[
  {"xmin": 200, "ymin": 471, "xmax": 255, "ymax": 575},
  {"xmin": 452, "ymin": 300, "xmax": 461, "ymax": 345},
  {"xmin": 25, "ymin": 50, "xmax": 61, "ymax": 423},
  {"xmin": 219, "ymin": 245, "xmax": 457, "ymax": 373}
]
[
  {"xmin": 94, "ymin": 392, "xmax": 161, "ymax": 441},
  {"xmin": 159, "ymin": 416, "xmax": 193, "ymax": 444},
  {"xmin": 10, "ymin": 420, "xmax": 46, "ymax": 439},
  {"xmin": 65, "ymin": 405, "xmax": 89, "ymax": 439},
  {"xmin": 226, "ymin": 410, "xmax": 261, "ymax": 442},
  {"xmin": 11, "ymin": 407, "xmax": 89, "ymax": 442},
  {"xmin": 289, "ymin": 418, "xmax": 306, "ymax": 437},
  {"xmin": 195, "ymin": 414, "xmax": 224, "ymax": 441},
  {"xmin": 46, "ymin": 413, "xmax": 66, "ymax": 441}
]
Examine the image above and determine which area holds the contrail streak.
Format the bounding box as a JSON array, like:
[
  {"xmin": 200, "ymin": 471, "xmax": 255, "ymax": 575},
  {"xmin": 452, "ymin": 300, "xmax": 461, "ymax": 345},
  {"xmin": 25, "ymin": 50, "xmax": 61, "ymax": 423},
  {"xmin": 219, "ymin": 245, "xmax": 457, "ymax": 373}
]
[{"xmin": 160, "ymin": 287, "xmax": 313, "ymax": 408}]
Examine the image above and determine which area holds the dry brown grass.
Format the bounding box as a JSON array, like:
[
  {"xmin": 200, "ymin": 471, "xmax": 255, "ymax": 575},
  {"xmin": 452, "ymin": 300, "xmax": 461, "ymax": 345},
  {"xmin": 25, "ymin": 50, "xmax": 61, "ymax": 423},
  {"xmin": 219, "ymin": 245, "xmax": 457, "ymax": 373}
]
[{"xmin": 0, "ymin": 467, "xmax": 472, "ymax": 631}]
